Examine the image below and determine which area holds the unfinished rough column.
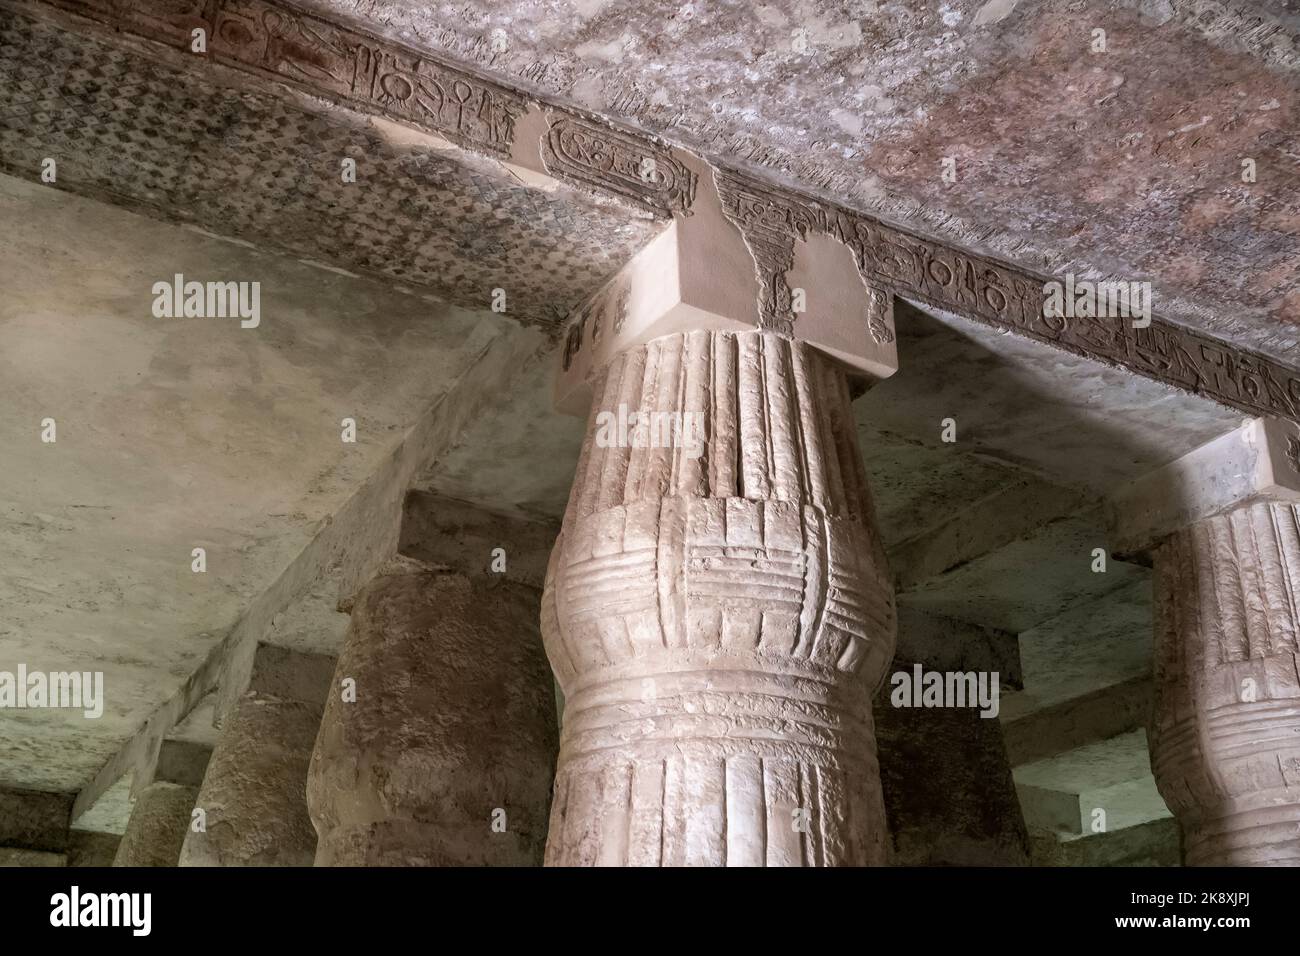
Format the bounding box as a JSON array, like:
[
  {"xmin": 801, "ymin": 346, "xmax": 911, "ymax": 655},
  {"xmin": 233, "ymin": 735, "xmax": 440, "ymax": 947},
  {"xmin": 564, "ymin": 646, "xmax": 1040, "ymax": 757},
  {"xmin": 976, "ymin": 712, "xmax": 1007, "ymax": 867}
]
[
  {"xmin": 308, "ymin": 510, "xmax": 559, "ymax": 866},
  {"xmin": 114, "ymin": 740, "xmax": 210, "ymax": 867},
  {"xmin": 542, "ymin": 161, "xmax": 898, "ymax": 866},
  {"xmin": 179, "ymin": 645, "xmax": 334, "ymax": 867},
  {"xmin": 113, "ymin": 782, "xmax": 197, "ymax": 867},
  {"xmin": 1110, "ymin": 418, "xmax": 1300, "ymax": 866},
  {"xmin": 873, "ymin": 609, "xmax": 1029, "ymax": 865}
]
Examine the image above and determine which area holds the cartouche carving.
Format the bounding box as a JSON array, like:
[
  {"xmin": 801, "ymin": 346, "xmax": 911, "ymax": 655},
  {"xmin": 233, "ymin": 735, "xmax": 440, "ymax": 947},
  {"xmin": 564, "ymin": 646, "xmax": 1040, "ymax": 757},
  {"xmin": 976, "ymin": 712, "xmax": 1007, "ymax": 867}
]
[{"xmin": 540, "ymin": 117, "xmax": 697, "ymax": 217}]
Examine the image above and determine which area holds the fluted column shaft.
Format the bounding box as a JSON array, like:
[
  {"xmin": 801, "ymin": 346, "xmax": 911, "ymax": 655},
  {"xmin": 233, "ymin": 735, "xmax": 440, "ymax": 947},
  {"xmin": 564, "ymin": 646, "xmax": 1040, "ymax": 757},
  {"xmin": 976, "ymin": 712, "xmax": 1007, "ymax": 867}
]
[
  {"xmin": 542, "ymin": 330, "xmax": 896, "ymax": 866},
  {"xmin": 1150, "ymin": 502, "xmax": 1300, "ymax": 866}
]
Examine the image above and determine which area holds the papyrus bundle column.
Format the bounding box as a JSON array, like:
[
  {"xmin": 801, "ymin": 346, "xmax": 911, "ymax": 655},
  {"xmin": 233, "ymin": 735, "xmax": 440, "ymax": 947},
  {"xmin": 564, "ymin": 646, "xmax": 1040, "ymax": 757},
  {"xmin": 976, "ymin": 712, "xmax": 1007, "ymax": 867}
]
[
  {"xmin": 542, "ymin": 329, "xmax": 896, "ymax": 865},
  {"xmin": 1149, "ymin": 503, "xmax": 1300, "ymax": 866},
  {"xmin": 1108, "ymin": 418, "xmax": 1300, "ymax": 867}
]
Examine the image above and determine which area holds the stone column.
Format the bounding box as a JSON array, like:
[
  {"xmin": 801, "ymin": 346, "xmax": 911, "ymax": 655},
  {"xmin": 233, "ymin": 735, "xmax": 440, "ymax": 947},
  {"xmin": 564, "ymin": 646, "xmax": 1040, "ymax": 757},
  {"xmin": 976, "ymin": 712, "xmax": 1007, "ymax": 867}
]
[
  {"xmin": 1109, "ymin": 418, "xmax": 1300, "ymax": 866},
  {"xmin": 179, "ymin": 645, "xmax": 334, "ymax": 866},
  {"xmin": 1149, "ymin": 503, "xmax": 1300, "ymax": 866},
  {"xmin": 873, "ymin": 609, "xmax": 1028, "ymax": 866},
  {"xmin": 307, "ymin": 558, "xmax": 558, "ymax": 866},
  {"xmin": 114, "ymin": 739, "xmax": 210, "ymax": 867},
  {"xmin": 541, "ymin": 167, "xmax": 899, "ymax": 865},
  {"xmin": 113, "ymin": 782, "xmax": 197, "ymax": 867}
]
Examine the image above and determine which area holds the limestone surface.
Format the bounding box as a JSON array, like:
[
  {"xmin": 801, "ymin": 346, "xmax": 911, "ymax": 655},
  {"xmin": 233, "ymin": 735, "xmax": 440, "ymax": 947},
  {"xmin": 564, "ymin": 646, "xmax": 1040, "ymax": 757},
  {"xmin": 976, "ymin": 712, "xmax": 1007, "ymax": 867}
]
[
  {"xmin": 309, "ymin": 570, "xmax": 558, "ymax": 866},
  {"xmin": 113, "ymin": 782, "xmax": 198, "ymax": 868}
]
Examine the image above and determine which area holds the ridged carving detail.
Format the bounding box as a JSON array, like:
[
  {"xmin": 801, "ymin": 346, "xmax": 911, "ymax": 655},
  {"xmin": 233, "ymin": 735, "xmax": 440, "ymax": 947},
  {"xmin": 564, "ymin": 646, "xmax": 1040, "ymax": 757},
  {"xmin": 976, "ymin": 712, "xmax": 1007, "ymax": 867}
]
[
  {"xmin": 1150, "ymin": 503, "xmax": 1300, "ymax": 866},
  {"xmin": 542, "ymin": 330, "xmax": 895, "ymax": 866}
]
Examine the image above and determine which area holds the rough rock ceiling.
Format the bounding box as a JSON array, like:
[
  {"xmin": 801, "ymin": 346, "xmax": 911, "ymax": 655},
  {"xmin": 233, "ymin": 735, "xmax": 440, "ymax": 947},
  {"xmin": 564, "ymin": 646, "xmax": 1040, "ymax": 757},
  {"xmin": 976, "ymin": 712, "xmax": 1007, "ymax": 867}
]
[{"xmin": 293, "ymin": 0, "xmax": 1300, "ymax": 362}]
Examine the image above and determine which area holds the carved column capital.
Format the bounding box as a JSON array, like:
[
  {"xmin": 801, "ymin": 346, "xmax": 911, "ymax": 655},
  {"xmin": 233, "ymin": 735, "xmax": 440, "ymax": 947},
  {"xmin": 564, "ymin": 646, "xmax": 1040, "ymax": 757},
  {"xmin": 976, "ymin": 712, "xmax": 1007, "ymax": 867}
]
[
  {"xmin": 542, "ymin": 328, "xmax": 896, "ymax": 865},
  {"xmin": 1111, "ymin": 418, "xmax": 1300, "ymax": 864},
  {"xmin": 554, "ymin": 154, "xmax": 898, "ymax": 416}
]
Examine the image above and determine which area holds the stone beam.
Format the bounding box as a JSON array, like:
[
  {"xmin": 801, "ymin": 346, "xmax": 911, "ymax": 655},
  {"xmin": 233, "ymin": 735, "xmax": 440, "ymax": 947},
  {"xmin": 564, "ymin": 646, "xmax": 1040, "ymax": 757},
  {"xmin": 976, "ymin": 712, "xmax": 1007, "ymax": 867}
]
[
  {"xmin": 1107, "ymin": 416, "xmax": 1300, "ymax": 559},
  {"xmin": 1003, "ymin": 676, "xmax": 1152, "ymax": 767},
  {"xmin": 1016, "ymin": 783, "xmax": 1086, "ymax": 837},
  {"xmin": 10, "ymin": 0, "xmax": 1300, "ymax": 420},
  {"xmin": 152, "ymin": 739, "xmax": 211, "ymax": 790},
  {"xmin": 891, "ymin": 481, "xmax": 1091, "ymax": 593},
  {"xmin": 1030, "ymin": 816, "xmax": 1182, "ymax": 868},
  {"xmin": 893, "ymin": 606, "xmax": 1022, "ymax": 691}
]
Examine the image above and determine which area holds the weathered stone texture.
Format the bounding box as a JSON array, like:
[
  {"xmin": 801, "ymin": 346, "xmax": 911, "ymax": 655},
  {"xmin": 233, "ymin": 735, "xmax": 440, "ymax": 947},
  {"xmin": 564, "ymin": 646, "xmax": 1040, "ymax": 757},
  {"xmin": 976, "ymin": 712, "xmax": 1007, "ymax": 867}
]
[
  {"xmin": 875, "ymin": 672, "xmax": 1029, "ymax": 866},
  {"xmin": 1150, "ymin": 503, "xmax": 1300, "ymax": 866},
  {"xmin": 0, "ymin": 788, "xmax": 72, "ymax": 852},
  {"xmin": 66, "ymin": 830, "xmax": 121, "ymax": 867},
  {"xmin": 179, "ymin": 688, "xmax": 324, "ymax": 867},
  {"xmin": 113, "ymin": 781, "xmax": 198, "ymax": 868},
  {"xmin": 543, "ymin": 330, "xmax": 896, "ymax": 866},
  {"xmin": 1031, "ymin": 817, "xmax": 1183, "ymax": 867},
  {"xmin": 309, "ymin": 570, "xmax": 558, "ymax": 866}
]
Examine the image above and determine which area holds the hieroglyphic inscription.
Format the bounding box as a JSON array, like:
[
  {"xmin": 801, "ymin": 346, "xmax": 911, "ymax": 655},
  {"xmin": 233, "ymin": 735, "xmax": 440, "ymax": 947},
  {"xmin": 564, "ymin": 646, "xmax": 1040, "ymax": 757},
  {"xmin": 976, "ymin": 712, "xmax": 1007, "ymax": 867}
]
[
  {"xmin": 714, "ymin": 170, "xmax": 819, "ymax": 335},
  {"xmin": 540, "ymin": 117, "xmax": 696, "ymax": 218},
  {"xmin": 36, "ymin": 0, "xmax": 526, "ymax": 156}
]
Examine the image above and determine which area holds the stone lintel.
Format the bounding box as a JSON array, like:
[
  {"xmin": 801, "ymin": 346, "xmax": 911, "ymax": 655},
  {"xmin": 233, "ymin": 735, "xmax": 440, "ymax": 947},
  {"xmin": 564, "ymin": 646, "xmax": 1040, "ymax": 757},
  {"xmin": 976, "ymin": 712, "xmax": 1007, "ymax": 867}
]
[
  {"xmin": 397, "ymin": 490, "xmax": 557, "ymax": 589},
  {"xmin": 246, "ymin": 643, "xmax": 337, "ymax": 711},
  {"xmin": 1107, "ymin": 417, "xmax": 1300, "ymax": 559},
  {"xmin": 892, "ymin": 480, "xmax": 1093, "ymax": 593},
  {"xmin": 1016, "ymin": 783, "xmax": 1086, "ymax": 837},
  {"xmin": 1003, "ymin": 676, "xmax": 1152, "ymax": 767},
  {"xmin": 11, "ymin": 0, "xmax": 1300, "ymax": 422}
]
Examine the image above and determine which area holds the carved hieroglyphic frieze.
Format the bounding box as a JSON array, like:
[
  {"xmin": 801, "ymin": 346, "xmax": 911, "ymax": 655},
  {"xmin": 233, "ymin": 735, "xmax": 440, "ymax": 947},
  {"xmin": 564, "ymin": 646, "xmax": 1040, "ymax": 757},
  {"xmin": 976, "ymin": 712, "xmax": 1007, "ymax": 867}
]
[
  {"xmin": 33, "ymin": 0, "xmax": 527, "ymax": 156},
  {"xmin": 540, "ymin": 117, "xmax": 696, "ymax": 218},
  {"xmin": 818, "ymin": 200, "xmax": 1300, "ymax": 424},
  {"xmin": 866, "ymin": 285, "xmax": 895, "ymax": 346},
  {"xmin": 715, "ymin": 170, "xmax": 820, "ymax": 335}
]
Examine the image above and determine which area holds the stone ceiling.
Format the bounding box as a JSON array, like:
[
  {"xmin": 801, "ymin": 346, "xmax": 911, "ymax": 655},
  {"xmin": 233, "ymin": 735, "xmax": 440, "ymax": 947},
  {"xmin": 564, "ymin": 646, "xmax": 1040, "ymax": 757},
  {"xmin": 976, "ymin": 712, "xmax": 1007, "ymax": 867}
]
[{"xmin": 292, "ymin": 0, "xmax": 1300, "ymax": 363}]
